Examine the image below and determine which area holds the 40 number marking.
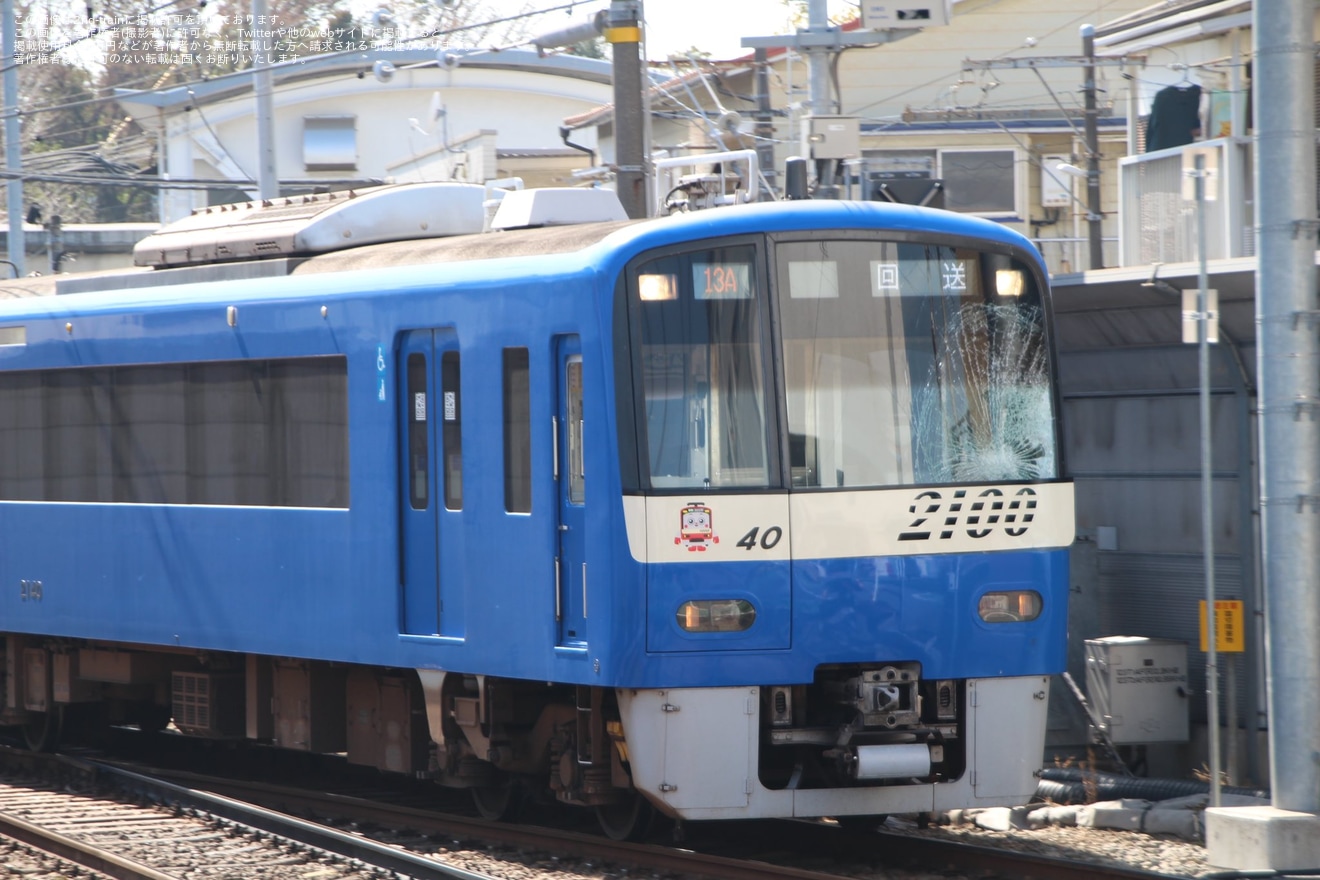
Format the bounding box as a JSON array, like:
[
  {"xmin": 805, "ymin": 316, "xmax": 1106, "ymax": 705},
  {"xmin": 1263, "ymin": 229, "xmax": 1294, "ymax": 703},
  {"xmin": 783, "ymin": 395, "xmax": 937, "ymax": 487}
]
[{"xmin": 736, "ymin": 525, "xmax": 783, "ymax": 551}]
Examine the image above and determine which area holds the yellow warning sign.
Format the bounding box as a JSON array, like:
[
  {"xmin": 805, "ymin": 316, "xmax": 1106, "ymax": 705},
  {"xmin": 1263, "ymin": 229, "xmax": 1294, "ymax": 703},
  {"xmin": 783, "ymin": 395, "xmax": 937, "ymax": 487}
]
[{"xmin": 1199, "ymin": 600, "xmax": 1245, "ymax": 653}]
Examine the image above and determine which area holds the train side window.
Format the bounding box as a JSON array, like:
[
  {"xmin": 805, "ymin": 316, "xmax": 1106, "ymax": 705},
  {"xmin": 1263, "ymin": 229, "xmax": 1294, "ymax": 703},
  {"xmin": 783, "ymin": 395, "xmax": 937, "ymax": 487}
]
[
  {"xmin": 441, "ymin": 351, "xmax": 462, "ymax": 510},
  {"xmin": 503, "ymin": 347, "xmax": 531, "ymax": 513},
  {"xmin": 407, "ymin": 353, "xmax": 429, "ymax": 510},
  {"xmin": 0, "ymin": 356, "xmax": 348, "ymax": 507}
]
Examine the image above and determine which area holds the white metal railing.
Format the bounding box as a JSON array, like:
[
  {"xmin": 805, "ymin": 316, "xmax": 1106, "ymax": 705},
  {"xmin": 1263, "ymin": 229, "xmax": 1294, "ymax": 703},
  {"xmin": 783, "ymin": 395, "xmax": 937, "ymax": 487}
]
[
  {"xmin": 1118, "ymin": 137, "xmax": 1254, "ymax": 267},
  {"xmin": 653, "ymin": 150, "xmax": 760, "ymax": 216}
]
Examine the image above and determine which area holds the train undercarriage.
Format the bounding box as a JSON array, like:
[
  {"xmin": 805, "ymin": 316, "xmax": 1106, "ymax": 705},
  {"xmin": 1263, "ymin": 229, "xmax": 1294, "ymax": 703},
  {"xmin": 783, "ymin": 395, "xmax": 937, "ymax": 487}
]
[{"xmin": 2, "ymin": 636, "xmax": 985, "ymax": 840}]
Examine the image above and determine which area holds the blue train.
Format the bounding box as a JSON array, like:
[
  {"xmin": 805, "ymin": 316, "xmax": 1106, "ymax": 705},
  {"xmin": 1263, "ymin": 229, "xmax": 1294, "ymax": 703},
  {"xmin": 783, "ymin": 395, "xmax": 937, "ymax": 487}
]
[{"xmin": 0, "ymin": 184, "xmax": 1073, "ymax": 838}]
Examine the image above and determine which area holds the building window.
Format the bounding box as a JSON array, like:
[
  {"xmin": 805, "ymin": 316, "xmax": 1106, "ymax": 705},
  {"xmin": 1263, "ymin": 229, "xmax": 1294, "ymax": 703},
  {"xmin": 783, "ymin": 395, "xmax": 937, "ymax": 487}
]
[
  {"xmin": 940, "ymin": 149, "xmax": 1017, "ymax": 214},
  {"xmin": 303, "ymin": 115, "xmax": 358, "ymax": 172},
  {"xmin": 865, "ymin": 148, "xmax": 1021, "ymax": 217}
]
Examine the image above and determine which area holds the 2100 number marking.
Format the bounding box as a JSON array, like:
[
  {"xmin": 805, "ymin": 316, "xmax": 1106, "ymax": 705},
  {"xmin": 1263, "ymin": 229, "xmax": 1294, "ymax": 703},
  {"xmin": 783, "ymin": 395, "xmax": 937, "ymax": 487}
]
[{"xmin": 898, "ymin": 487, "xmax": 1037, "ymax": 541}]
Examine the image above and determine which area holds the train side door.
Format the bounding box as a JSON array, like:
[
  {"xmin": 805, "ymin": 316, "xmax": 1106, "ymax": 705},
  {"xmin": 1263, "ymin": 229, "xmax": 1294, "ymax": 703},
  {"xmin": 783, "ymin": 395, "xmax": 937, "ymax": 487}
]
[
  {"xmin": 555, "ymin": 336, "xmax": 587, "ymax": 645},
  {"xmin": 399, "ymin": 329, "xmax": 464, "ymax": 636}
]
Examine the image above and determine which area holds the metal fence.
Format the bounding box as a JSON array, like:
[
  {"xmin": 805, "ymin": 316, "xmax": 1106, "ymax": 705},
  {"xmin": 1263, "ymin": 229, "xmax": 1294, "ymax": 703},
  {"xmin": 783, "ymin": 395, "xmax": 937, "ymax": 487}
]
[{"xmin": 1119, "ymin": 137, "xmax": 1254, "ymax": 267}]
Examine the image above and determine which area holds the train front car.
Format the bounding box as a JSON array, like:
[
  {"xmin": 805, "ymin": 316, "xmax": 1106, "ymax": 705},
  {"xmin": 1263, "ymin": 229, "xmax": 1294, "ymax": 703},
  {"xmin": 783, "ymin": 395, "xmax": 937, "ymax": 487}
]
[{"xmin": 608, "ymin": 202, "xmax": 1073, "ymax": 823}]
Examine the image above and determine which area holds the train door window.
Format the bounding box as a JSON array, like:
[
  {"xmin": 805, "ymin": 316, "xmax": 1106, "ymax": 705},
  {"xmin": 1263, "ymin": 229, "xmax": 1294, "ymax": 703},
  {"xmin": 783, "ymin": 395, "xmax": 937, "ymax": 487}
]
[
  {"xmin": 503, "ymin": 347, "xmax": 532, "ymax": 513},
  {"xmin": 441, "ymin": 351, "xmax": 462, "ymax": 510},
  {"xmin": 566, "ymin": 356, "xmax": 584, "ymax": 504},
  {"xmin": 407, "ymin": 353, "xmax": 429, "ymax": 510},
  {"xmin": 629, "ymin": 243, "xmax": 774, "ymax": 490}
]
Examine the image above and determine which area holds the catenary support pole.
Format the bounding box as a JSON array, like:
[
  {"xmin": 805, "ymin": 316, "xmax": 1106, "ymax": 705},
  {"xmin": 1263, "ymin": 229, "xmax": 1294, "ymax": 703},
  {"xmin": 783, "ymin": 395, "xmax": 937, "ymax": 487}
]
[
  {"xmin": 3, "ymin": 0, "xmax": 24, "ymax": 276},
  {"xmin": 1254, "ymin": 0, "xmax": 1320, "ymax": 816}
]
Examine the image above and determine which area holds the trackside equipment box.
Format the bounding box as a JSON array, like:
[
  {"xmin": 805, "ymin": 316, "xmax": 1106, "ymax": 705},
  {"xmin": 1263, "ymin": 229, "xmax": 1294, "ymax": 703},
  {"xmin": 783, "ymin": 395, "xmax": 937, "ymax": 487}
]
[{"xmin": 1084, "ymin": 636, "xmax": 1190, "ymax": 744}]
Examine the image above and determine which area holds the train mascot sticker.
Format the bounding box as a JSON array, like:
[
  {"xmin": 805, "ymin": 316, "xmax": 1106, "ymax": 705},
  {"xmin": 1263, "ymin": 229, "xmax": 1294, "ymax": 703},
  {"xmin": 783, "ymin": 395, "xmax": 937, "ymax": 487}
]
[{"xmin": 675, "ymin": 503, "xmax": 719, "ymax": 552}]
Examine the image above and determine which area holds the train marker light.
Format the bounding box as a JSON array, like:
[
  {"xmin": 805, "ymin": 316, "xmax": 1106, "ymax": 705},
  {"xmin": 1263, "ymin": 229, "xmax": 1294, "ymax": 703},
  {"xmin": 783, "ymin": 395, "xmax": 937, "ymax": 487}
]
[
  {"xmin": 677, "ymin": 599, "xmax": 756, "ymax": 633},
  {"xmin": 977, "ymin": 590, "xmax": 1041, "ymax": 622},
  {"xmin": 995, "ymin": 268, "xmax": 1025, "ymax": 297},
  {"xmin": 639, "ymin": 273, "xmax": 677, "ymax": 301}
]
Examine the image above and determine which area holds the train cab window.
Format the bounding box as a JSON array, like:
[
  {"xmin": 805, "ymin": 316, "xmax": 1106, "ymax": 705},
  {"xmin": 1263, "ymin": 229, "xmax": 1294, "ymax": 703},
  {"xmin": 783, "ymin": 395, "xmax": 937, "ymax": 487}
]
[
  {"xmin": 503, "ymin": 347, "xmax": 532, "ymax": 512},
  {"xmin": 441, "ymin": 351, "xmax": 462, "ymax": 510},
  {"xmin": 776, "ymin": 239, "xmax": 1056, "ymax": 488},
  {"xmin": 628, "ymin": 244, "xmax": 774, "ymax": 490}
]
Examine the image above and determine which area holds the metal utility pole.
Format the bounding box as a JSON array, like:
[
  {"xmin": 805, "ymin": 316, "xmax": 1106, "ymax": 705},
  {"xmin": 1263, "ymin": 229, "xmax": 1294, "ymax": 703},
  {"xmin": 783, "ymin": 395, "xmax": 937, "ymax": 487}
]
[
  {"xmin": 3, "ymin": 0, "xmax": 24, "ymax": 276},
  {"xmin": 754, "ymin": 48, "xmax": 776, "ymax": 200},
  {"xmin": 1081, "ymin": 24, "xmax": 1103, "ymax": 269},
  {"xmin": 607, "ymin": 0, "xmax": 647, "ymax": 219},
  {"xmin": 742, "ymin": 3, "xmax": 915, "ymax": 196},
  {"xmin": 1254, "ymin": 0, "xmax": 1320, "ymax": 817},
  {"xmin": 804, "ymin": 0, "xmax": 830, "ymax": 117},
  {"xmin": 1187, "ymin": 149, "xmax": 1220, "ymax": 806},
  {"xmin": 251, "ymin": 0, "xmax": 277, "ymax": 200}
]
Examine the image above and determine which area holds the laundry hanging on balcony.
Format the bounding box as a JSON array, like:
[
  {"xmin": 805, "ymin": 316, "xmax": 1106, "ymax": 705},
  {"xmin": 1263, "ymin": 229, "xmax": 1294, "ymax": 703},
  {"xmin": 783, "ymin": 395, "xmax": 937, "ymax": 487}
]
[{"xmin": 1145, "ymin": 83, "xmax": 1203, "ymax": 152}]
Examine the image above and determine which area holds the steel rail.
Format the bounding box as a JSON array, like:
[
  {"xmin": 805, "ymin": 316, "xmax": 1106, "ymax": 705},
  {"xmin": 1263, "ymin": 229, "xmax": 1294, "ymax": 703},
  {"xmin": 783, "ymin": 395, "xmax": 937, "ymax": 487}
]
[
  {"xmin": 0, "ymin": 809, "xmax": 181, "ymax": 880},
  {"xmin": 81, "ymin": 760, "xmax": 501, "ymax": 880}
]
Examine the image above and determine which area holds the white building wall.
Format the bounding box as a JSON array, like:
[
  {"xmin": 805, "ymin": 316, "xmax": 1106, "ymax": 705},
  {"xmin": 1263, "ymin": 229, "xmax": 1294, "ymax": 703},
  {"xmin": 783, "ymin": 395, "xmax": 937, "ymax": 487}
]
[{"xmin": 141, "ymin": 55, "xmax": 612, "ymax": 222}]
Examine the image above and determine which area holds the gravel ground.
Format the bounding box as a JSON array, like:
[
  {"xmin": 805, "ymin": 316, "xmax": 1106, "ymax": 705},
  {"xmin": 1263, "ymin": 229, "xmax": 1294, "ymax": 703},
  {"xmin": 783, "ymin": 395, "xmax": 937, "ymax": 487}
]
[{"xmin": 896, "ymin": 816, "xmax": 1213, "ymax": 877}]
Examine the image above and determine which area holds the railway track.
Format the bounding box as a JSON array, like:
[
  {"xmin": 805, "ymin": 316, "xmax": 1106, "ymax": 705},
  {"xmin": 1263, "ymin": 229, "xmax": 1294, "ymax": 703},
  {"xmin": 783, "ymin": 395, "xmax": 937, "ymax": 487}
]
[
  {"xmin": 0, "ymin": 742, "xmax": 1197, "ymax": 880},
  {"xmin": 0, "ymin": 747, "xmax": 494, "ymax": 880}
]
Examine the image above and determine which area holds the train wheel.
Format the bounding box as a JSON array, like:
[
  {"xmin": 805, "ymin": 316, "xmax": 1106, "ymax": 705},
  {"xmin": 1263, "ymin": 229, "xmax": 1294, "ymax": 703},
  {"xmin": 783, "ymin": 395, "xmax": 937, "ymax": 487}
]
[
  {"xmin": 471, "ymin": 776, "xmax": 524, "ymax": 822},
  {"xmin": 22, "ymin": 707, "xmax": 62, "ymax": 752},
  {"xmin": 837, "ymin": 814, "xmax": 888, "ymax": 831},
  {"xmin": 595, "ymin": 791, "xmax": 655, "ymax": 841}
]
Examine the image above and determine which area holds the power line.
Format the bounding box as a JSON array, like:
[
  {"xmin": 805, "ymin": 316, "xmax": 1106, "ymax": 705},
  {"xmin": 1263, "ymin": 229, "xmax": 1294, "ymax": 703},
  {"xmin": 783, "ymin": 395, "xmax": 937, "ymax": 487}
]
[
  {"xmin": 0, "ymin": 0, "xmax": 202, "ymax": 77},
  {"xmin": 0, "ymin": 166, "xmax": 383, "ymax": 190}
]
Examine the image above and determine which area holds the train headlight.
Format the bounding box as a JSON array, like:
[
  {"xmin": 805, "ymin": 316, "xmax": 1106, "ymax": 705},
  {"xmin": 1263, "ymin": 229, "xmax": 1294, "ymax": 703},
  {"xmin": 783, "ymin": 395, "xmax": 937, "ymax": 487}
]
[
  {"xmin": 677, "ymin": 599, "xmax": 756, "ymax": 633},
  {"xmin": 978, "ymin": 590, "xmax": 1042, "ymax": 623}
]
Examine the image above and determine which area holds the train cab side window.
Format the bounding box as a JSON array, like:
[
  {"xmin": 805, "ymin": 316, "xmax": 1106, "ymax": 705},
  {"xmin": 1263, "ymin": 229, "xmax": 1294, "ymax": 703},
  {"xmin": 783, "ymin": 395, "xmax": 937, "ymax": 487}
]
[
  {"xmin": 630, "ymin": 244, "xmax": 774, "ymax": 491},
  {"xmin": 441, "ymin": 351, "xmax": 462, "ymax": 510},
  {"xmin": 503, "ymin": 347, "xmax": 532, "ymax": 513}
]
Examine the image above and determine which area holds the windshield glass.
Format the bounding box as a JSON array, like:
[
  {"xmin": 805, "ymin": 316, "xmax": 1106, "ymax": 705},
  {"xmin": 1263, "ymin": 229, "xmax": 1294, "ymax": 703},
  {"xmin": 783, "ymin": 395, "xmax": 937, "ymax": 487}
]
[{"xmin": 776, "ymin": 238, "xmax": 1056, "ymax": 488}]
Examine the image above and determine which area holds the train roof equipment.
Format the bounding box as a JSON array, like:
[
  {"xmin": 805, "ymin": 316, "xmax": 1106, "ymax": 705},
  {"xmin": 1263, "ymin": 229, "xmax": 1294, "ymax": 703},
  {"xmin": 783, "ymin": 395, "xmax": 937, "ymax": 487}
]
[{"xmin": 132, "ymin": 182, "xmax": 490, "ymax": 269}]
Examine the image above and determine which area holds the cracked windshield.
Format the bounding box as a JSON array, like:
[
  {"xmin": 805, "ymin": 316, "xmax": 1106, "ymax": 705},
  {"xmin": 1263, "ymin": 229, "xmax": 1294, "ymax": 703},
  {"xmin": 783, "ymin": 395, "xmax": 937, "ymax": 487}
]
[{"xmin": 777, "ymin": 238, "xmax": 1056, "ymax": 487}]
